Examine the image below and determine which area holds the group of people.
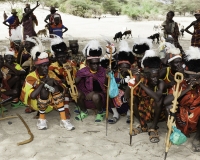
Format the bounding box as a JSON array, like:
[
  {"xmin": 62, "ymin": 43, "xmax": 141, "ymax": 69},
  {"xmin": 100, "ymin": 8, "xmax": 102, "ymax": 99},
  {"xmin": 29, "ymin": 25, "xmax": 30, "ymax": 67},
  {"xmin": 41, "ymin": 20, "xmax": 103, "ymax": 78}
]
[
  {"xmin": 3, "ymin": 1, "xmax": 68, "ymax": 41},
  {"xmin": 1, "ymin": 4, "xmax": 200, "ymax": 153}
]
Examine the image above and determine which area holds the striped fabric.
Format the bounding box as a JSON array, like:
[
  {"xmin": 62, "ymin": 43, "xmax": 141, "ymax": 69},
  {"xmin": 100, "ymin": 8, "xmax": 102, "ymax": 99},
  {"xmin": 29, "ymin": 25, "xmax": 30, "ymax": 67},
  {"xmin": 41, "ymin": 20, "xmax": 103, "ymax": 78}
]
[
  {"xmin": 22, "ymin": 17, "xmax": 37, "ymax": 40},
  {"xmin": 20, "ymin": 70, "xmax": 63, "ymax": 113},
  {"xmin": 168, "ymin": 80, "xmax": 200, "ymax": 135},
  {"xmin": 133, "ymin": 81, "xmax": 166, "ymax": 127},
  {"xmin": 191, "ymin": 21, "xmax": 200, "ymax": 47},
  {"xmin": 49, "ymin": 61, "xmax": 77, "ymax": 78}
]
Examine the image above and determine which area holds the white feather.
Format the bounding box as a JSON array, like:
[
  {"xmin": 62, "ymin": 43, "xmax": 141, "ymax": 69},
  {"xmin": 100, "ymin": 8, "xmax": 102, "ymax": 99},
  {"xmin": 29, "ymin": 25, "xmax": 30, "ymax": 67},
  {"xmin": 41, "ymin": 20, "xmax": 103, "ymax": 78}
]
[
  {"xmin": 50, "ymin": 35, "xmax": 63, "ymax": 46},
  {"xmin": 30, "ymin": 46, "xmax": 40, "ymax": 60},
  {"xmin": 119, "ymin": 40, "xmax": 131, "ymax": 52},
  {"xmin": 167, "ymin": 48, "xmax": 180, "ymax": 55},
  {"xmin": 38, "ymin": 52, "xmax": 48, "ymax": 59},
  {"xmin": 4, "ymin": 46, "xmax": 14, "ymax": 56},
  {"xmin": 33, "ymin": 37, "xmax": 45, "ymax": 51},
  {"xmin": 185, "ymin": 46, "xmax": 200, "ymax": 61},
  {"xmin": 141, "ymin": 50, "xmax": 159, "ymax": 68},
  {"xmin": 133, "ymin": 37, "xmax": 153, "ymax": 49},
  {"xmin": 82, "ymin": 40, "xmax": 102, "ymax": 57},
  {"xmin": 25, "ymin": 35, "xmax": 37, "ymax": 44}
]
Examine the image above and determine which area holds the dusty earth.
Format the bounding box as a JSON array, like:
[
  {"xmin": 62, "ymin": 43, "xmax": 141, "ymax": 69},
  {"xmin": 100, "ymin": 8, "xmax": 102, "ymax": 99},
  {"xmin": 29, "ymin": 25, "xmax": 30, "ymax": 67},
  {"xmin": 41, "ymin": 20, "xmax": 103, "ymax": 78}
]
[{"xmin": 0, "ymin": 2, "xmax": 200, "ymax": 160}]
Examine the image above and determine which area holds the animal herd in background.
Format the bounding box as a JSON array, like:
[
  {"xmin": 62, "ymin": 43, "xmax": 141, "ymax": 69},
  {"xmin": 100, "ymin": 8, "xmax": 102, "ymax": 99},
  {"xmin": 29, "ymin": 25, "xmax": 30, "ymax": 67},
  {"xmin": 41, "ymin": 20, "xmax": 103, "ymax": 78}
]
[
  {"xmin": 113, "ymin": 28, "xmax": 161, "ymax": 44},
  {"xmin": 113, "ymin": 29, "xmax": 132, "ymax": 42}
]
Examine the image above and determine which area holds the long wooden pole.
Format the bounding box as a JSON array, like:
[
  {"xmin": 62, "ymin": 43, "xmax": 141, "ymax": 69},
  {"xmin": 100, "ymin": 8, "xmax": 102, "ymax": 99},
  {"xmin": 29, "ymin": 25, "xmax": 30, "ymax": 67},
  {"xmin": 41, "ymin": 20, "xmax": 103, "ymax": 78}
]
[
  {"xmin": 128, "ymin": 70, "xmax": 143, "ymax": 145},
  {"xmin": 106, "ymin": 45, "xmax": 113, "ymax": 136},
  {"xmin": 164, "ymin": 72, "xmax": 183, "ymax": 160}
]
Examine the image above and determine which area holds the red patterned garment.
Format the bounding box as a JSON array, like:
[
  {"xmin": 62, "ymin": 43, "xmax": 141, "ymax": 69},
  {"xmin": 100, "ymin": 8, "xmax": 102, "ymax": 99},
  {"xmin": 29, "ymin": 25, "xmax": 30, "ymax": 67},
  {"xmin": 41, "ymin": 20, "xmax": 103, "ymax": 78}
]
[
  {"xmin": 168, "ymin": 80, "xmax": 200, "ymax": 135},
  {"xmin": 191, "ymin": 21, "xmax": 200, "ymax": 47}
]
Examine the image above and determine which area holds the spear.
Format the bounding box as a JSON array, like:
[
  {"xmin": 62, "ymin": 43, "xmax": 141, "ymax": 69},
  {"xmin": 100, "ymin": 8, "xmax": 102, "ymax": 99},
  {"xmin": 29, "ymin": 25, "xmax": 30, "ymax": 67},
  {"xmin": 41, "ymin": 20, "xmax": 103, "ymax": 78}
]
[{"xmin": 164, "ymin": 72, "xmax": 183, "ymax": 160}]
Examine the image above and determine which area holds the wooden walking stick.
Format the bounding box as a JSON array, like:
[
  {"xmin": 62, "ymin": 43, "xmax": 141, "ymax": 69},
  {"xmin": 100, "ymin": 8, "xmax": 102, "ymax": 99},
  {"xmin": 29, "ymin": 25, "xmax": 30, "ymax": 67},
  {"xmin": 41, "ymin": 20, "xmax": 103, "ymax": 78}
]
[
  {"xmin": 128, "ymin": 70, "xmax": 143, "ymax": 145},
  {"xmin": 0, "ymin": 114, "xmax": 34, "ymax": 145},
  {"xmin": 164, "ymin": 72, "xmax": 183, "ymax": 160},
  {"xmin": 128, "ymin": 70, "xmax": 134, "ymax": 145},
  {"xmin": 16, "ymin": 114, "xmax": 34, "ymax": 145},
  {"xmin": 105, "ymin": 42, "xmax": 113, "ymax": 136}
]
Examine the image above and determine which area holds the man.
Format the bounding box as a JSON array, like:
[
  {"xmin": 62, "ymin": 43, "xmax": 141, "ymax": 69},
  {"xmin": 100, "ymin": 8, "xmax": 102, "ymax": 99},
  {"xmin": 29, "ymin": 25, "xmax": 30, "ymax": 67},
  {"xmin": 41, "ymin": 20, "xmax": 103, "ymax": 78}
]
[
  {"xmin": 20, "ymin": 51, "xmax": 74, "ymax": 130},
  {"xmin": 21, "ymin": 2, "xmax": 40, "ymax": 40},
  {"xmin": 164, "ymin": 46, "xmax": 200, "ymax": 152},
  {"xmin": 49, "ymin": 37, "xmax": 76, "ymax": 128},
  {"xmin": 49, "ymin": 15, "xmax": 68, "ymax": 38},
  {"xmin": 127, "ymin": 50, "xmax": 165, "ymax": 143},
  {"xmin": 107, "ymin": 41, "xmax": 135, "ymax": 124},
  {"xmin": 69, "ymin": 40, "xmax": 85, "ymax": 69},
  {"xmin": 75, "ymin": 40, "xmax": 106, "ymax": 122},
  {"xmin": 185, "ymin": 10, "xmax": 200, "ymax": 47},
  {"xmin": 44, "ymin": 7, "xmax": 62, "ymax": 25},
  {"xmin": 1, "ymin": 47, "xmax": 26, "ymax": 109},
  {"xmin": 3, "ymin": 9, "xmax": 20, "ymax": 37},
  {"xmin": 159, "ymin": 46, "xmax": 183, "ymax": 90},
  {"xmin": 162, "ymin": 11, "xmax": 184, "ymax": 54}
]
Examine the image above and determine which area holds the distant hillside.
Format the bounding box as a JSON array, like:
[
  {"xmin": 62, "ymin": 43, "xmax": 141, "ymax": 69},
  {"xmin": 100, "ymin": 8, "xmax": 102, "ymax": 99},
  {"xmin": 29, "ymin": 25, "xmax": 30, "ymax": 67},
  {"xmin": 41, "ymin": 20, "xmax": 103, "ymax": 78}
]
[{"xmin": 157, "ymin": 0, "xmax": 172, "ymax": 3}]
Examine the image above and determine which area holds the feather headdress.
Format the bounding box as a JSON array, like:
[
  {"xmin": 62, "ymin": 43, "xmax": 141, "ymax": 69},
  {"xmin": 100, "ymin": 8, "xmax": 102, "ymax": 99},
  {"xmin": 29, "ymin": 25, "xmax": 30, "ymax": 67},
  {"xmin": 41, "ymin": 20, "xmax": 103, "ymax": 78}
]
[
  {"xmin": 50, "ymin": 35, "xmax": 67, "ymax": 57},
  {"xmin": 118, "ymin": 40, "xmax": 135, "ymax": 65},
  {"xmin": 30, "ymin": 37, "xmax": 45, "ymax": 60},
  {"xmin": 141, "ymin": 50, "xmax": 161, "ymax": 68},
  {"xmin": 132, "ymin": 38, "xmax": 152, "ymax": 57},
  {"xmin": 167, "ymin": 44, "xmax": 181, "ymax": 63},
  {"xmin": 4, "ymin": 46, "xmax": 15, "ymax": 56},
  {"xmin": 82, "ymin": 40, "xmax": 102, "ymax": 59},
  {"xmin": 184, "ymin": 46, "xmax": 200, "ymax": 72}
]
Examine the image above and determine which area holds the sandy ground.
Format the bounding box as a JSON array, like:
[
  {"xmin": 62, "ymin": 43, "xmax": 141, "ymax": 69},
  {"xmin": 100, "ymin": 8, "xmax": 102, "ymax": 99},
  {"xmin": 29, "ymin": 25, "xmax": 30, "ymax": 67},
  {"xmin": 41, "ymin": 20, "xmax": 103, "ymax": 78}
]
[{"xmin": 0, "ymin": 2, "xmax": 200, "ymax": 160}]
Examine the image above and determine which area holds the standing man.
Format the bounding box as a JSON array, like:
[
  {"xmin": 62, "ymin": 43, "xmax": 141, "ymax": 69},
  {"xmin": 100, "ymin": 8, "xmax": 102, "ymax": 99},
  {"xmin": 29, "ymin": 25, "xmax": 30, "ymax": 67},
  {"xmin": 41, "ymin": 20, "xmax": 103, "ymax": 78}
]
[
  {"xmin": 162, "ymin": 11, "xmax": 184, "ymax": 54},
  {"xmin": 21, "ymin": 1, "xmax": 40, "ymax": 40}
]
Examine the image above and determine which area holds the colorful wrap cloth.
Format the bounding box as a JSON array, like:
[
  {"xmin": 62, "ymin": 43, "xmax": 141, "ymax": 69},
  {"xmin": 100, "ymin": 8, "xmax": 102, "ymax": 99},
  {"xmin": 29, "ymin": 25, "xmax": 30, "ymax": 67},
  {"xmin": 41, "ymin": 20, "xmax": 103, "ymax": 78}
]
[
  {"xmin": 76, "ymin": 66, "xmax": 106, "ymax": 109},
  {"xmin": 168, "ymin": 80, "xmax": 200, "ymax": 135},
  {"xmin": 20, "ymin": 70, "xmax": 65, "ymax": 113}
]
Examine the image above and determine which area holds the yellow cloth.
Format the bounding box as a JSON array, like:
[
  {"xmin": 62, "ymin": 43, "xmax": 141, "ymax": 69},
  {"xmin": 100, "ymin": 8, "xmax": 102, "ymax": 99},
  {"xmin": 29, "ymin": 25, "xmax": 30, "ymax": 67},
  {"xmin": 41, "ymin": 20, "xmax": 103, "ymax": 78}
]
[{"xmin": 20, "ymin": 70, "xmax": 62, "ymax": 113}]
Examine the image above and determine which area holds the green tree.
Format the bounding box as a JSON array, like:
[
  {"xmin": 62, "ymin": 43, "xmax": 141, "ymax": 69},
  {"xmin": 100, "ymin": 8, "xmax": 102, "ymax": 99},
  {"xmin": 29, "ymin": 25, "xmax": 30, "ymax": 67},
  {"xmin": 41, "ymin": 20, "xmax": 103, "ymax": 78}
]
[{"xmin": 102, "ymin": 0, "xmax": 121, "ymax": 15}]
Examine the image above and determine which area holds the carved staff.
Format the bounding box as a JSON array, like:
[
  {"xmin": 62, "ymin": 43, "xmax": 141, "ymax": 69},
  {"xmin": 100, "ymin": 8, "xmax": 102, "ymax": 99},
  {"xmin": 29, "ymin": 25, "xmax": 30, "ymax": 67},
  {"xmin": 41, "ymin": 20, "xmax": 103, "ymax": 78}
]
[
  {"xmin": 164, "ymin": 72, "xmax": 183, "ymax": 160},
  {"xmin": 64, "ymin": 64, "xmax": 82, "ymax": 121},
  {"xmin": 128, "ymin": 70, "xmax": 143, "ymax": 145}
]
